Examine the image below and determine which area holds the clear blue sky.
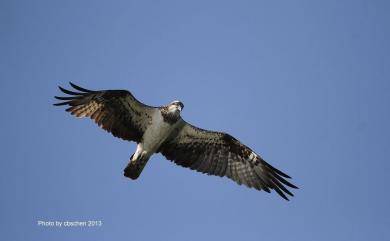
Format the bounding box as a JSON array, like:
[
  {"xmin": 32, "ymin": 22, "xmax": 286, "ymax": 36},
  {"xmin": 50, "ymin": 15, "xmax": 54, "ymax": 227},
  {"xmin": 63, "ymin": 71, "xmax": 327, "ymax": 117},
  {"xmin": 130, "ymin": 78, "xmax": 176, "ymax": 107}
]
[{"xmin": 1, "ymin": 0, "xmax": 389, "ymax": 240}]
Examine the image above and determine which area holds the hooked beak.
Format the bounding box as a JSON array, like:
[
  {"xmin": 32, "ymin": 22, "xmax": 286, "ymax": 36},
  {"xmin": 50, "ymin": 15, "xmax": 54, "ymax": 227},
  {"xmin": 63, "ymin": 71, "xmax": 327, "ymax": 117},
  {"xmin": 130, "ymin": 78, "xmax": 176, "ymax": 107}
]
[{"xmin": 178, "ymin": 105, "xmax": 182, "ymax": 111}]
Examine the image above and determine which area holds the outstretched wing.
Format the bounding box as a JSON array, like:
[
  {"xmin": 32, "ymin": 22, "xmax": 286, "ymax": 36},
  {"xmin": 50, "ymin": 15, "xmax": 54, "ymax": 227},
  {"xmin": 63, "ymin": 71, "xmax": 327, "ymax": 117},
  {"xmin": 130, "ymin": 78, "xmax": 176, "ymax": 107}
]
[
  {"xmin": 159, "ymin": 122, "xmax": 298, "ymax": 200},
  {"xmin": 54, "ymin": 82, "xmax": 156, "ymax": 142}
]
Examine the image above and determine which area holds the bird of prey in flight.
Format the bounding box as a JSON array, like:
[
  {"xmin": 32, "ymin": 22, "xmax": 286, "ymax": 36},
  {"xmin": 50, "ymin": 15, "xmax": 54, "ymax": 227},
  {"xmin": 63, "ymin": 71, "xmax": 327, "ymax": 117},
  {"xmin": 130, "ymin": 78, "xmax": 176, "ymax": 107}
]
[{"xmin": 54, "ymin": 83, "xmax": 298, "ymax": 200}]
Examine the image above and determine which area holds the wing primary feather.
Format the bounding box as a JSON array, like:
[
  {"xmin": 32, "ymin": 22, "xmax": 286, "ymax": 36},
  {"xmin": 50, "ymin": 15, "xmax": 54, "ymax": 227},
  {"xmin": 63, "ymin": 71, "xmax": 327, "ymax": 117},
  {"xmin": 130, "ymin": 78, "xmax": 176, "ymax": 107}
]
[
  {"xmin": 269, "ymin": 170, "xmax": 298, "ymax": 189},
  {"xmin": 252, "ymin": 167, "xmax": 272, "ymax": 193},
  {"xmin": 53, "ymin": 101, "xmax": 72, "ymax": 106},
  {"xmin": 272, "ymin": 184, "xmax": 289, "ymax": 201},
  {"xmin": 58, "ymin": 86, "xmax": 84, "ymax": 96},
  {"xmin": 54, "ymin": 96, "xmax": 82, "ymax": 100},
  {"xmin": 252, "ymin": 175, "xmax": 266, "ymax": 191},
  {"xmin": 264, "ymin": 177, "xmax": 289, "ymax": 200},
  {"xmin": 69, "ymin": 82, "xmax": 95, "ymax": 93},
  {"xmin": 262, "ymin": 161, "xmax": 291, "ymax": 178},
  {"xmin": 268, "ymin": 175, "xmax": 294, "ymax": 197}
]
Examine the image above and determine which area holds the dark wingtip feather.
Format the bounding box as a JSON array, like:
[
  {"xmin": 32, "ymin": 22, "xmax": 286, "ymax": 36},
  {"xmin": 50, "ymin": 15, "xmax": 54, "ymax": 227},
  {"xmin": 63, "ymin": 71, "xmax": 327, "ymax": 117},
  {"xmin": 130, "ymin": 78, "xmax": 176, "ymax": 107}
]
[
  {"xmin": 280, "ymin": 179, "xmax": 298, "ymax": 189},
  {"xmin": 53, "ymin": 101, "xmax": 71, "ymax": 106},
  {"xmin": 285, "ymin": 181, "xmax": 298, "ymax": 189},
  {"xmin": 270, "ymin": 176, "xmax": 294, "ymax": 197},
  {"xmin": 69, "ymin": 82, "xmax": 94, "ymax": 93},
  {"xmin": 262, "ymin": 161, "xmax": 291, "ymax": 178},
  {"xmin": 269, "ymin": 170, "xmax": 299, "ymax": 189},
  {"xmin": 263, "ymin": 188, "xmax": 271, "ymax": 193},
  {"xmin": 58, "ymin": 86, "xmax": 83, "ymax": 96},
  {"xmin": 256, "ymin": 159, "xmax": 298, "ymax": 199},
  {"xmin": 273, "ymin": 186, "xmax": 290, "ymax": 201},
  {"xmin": 54, "ymin": 96, "xmax": 81, "ymax": 100},
  {"xmin": 58, "ymin": 86, "xmax": 82, "ymax": 95}
]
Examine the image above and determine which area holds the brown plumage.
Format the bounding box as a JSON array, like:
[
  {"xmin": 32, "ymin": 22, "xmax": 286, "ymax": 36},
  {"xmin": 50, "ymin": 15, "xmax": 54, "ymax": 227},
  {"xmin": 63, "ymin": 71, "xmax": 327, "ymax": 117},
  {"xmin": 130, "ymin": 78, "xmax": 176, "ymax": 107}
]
[
  {"xmin": 158, "ymin": 124, "xmax": 298, "ymax": 200},
  {"xmin": 54, "ymin": 83, "xmax": 298, "ymax": 200},
  {"xmin": 54, "ymin": 82, "xmax": 154, "ymax": 142}
]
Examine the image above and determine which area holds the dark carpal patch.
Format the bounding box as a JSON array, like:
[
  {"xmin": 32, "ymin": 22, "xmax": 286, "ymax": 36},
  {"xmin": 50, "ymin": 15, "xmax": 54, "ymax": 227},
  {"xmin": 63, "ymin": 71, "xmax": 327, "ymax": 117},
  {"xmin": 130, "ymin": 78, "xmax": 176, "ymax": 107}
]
[{"xmin": 222, "ymin": 133, "xmax": 252, "ymax": 160}]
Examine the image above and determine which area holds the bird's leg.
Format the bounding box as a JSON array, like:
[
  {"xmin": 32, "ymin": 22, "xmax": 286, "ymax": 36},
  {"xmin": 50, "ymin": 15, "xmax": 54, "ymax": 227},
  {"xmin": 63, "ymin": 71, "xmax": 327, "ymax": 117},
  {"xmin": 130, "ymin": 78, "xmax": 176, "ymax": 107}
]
[{"xmin": 123, "ymin": 153, "xmax": 134, "ymax": 171}]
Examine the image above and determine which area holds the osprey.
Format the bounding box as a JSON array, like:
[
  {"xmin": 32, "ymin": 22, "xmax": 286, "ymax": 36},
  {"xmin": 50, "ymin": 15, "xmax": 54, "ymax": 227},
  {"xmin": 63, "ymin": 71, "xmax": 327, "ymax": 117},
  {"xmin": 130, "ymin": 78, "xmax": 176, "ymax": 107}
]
[{"xmin": 54, "ymin": 83, "xmax": 298, "ymax": 200}]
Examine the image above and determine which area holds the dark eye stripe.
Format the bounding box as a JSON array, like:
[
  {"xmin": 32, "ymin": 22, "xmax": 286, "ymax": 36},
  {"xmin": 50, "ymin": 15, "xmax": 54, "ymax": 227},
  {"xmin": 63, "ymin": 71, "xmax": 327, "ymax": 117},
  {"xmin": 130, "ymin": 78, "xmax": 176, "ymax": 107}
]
[{"xmin": 172, "ymin": 102, "xmax": 184, "ymax": 109}]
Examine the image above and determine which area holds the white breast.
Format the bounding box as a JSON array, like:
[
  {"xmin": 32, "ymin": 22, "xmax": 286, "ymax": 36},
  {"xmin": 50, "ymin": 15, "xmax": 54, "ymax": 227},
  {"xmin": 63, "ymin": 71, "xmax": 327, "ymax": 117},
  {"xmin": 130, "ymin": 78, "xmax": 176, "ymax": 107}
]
[{"xmin": 141, "ymin": 110, "xmax": 176, "ymax": 154}]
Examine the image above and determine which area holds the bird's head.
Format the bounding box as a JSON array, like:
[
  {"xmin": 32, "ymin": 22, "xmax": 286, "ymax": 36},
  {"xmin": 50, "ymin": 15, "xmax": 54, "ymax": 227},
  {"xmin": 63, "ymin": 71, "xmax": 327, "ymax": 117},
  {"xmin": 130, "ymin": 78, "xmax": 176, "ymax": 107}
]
[{"xmin": 167, "ymin": 100, "xmax": 184, "ymax": 114}]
